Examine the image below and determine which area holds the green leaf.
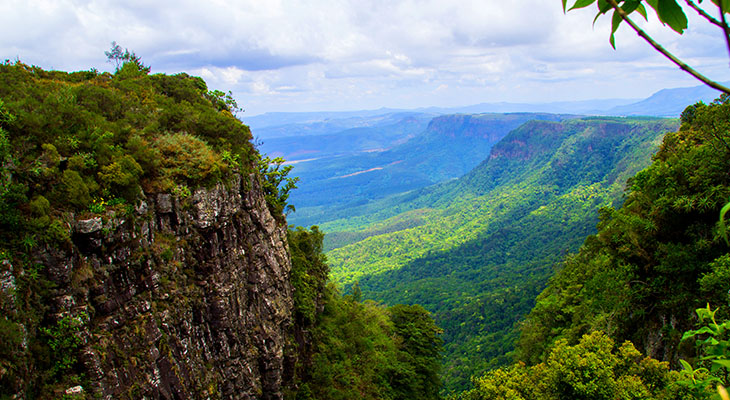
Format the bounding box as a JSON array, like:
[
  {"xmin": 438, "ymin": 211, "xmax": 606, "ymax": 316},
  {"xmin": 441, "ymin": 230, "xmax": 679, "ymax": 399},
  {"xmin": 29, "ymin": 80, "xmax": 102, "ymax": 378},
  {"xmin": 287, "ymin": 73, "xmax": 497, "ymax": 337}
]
[
  {"xmin": 597, "ymin": 0, "xmax": 613, "ymax": 13},
  {"xmin": 720, "ymin": 201, "xmax": 730, "ymax": 245},
  {"xmin": 636, "ymin": 3, "xmax": 648, "ymax": 20},
  {"xmin": 622, "ymin": 0, "xmax": 642, "ymax": 14},
  {"xmin": 712, "ymin": 359, "xmax": 730, "ymax": 371},
  {"xmin": 711, "ymin": 0, "xmax": 730, "ymax": 12},
  {"xmin": 594, "ymin": 0, "xmax": 614, "ymax": 25},
  {"xmin": 569, "ymin": 0, "xmax": 596, "ymax": 11},
  {"xmin": 610, "ymin": 9, "xmax": 622, "ymax": 49},
  {"xmin": 562, "ymin": 0, "xmax": 568, "ymax": 12},
  {"xmin": 680, "ymin": 359, "xmax": 694, "ymax": 371},
  {"xmin": 656, "ymin": 0, "xmax": 688, "ymax": 33}
]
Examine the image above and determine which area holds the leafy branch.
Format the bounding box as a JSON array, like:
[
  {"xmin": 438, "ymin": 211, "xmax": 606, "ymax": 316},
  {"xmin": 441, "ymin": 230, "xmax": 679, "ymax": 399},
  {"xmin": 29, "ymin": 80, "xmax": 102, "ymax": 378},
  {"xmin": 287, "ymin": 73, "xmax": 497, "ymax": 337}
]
[
  {"xmin": 562, "ymin": 0, "xmax": 730, "ymax": 94},
  {"xmin": 678, "ymin": 304, "xmax": 730, "ymax": 396}
]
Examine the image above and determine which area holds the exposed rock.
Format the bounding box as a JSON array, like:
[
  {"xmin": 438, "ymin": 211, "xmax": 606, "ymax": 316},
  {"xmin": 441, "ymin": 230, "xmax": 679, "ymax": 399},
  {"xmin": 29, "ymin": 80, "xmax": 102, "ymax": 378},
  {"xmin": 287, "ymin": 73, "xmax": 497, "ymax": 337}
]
[
  {"xmin": 65, "ymin": 385, "xmax": 84, "ymax": 395},
  {"xmin": 40, "ymin": 174, "xmax": 294, "ymax": 399},
  {"xmin": 157, "ymin": 193, "xmax": 173, "ymax": 214},
  {"xmin": 76, "ymin": 217, "xmax": 103, "ymax": 234}
]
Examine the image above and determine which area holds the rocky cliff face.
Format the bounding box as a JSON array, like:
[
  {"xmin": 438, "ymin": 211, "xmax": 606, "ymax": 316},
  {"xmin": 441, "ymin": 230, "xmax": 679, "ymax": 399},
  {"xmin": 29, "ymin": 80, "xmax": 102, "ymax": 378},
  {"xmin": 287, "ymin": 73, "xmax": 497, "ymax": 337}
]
[{"xmin": 36, "ymin": 174, "xmax": 293, "ymax": 399}]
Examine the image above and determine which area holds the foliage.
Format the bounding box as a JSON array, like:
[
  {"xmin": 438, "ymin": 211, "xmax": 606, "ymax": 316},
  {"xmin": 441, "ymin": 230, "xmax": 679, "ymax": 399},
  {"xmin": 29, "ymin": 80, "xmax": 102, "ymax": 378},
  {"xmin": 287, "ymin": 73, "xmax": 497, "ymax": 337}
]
[
  {"xmin": 676, "ymin": 304, "xmax": 730, "ymax": 397},
  {"xmin": 516, "ymin": 99, "xmax": 730, "ymax": 369},
  {"xmin": 205, "ymin": 89, "xmax": 242, "ymax": 114},
  {"xmin": 562, "ymin": 0, "xmax": 730, "ymax": 94},
  {"xmin": 458, "ymin": 330, "xmax": 688, "ymax": 400},
  {"xmin": 105, "ymin": 41, "xmax": 150, "ymax": 74},
  {"xmin": 38, "ymin": 313, "xmax": 87, "ymax": 379},
  {"xmin": 388, "ymin": 304, "xmax": 444, "ymax": 400},
  {"xmin": 322, "ymin": 117, "xmax": 674, "ymax": 391},
  {"xmin": 259, "ymin": 156, "xmax": 299, "ymax": 218},
  {"xmin": 299, "ymin": 288, "xmax": 443, "ymax": 400},
  {"xmin": 288, "ymin": 226, "xmax": 329, "ymax": 325},
  {"xmin": 286, "ymin": 226, "xmax": 443, "ymax": 400}
]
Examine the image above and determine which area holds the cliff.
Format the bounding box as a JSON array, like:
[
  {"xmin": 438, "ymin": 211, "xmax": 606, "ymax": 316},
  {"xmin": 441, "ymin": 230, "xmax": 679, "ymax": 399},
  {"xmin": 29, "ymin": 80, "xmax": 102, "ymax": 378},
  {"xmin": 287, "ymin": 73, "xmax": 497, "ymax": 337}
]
[
  {"xmin": 0, "ymin": 62, "xmax": 296, "ymax": 399},
  {"xmin": 6, "ymin": 174, "xmax": 292, "ymax": 399}
]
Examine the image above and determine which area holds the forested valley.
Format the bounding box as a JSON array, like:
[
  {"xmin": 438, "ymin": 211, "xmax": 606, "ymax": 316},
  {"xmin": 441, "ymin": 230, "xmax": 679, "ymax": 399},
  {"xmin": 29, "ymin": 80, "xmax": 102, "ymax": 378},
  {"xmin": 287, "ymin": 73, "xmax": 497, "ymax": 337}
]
[
  {"xmin": 2, "ymin": 3, "xmax": 730, "ymax": 396},
  {"xmin": 288, "ymin": 95, "xmax": 730, "ymax": 399}
]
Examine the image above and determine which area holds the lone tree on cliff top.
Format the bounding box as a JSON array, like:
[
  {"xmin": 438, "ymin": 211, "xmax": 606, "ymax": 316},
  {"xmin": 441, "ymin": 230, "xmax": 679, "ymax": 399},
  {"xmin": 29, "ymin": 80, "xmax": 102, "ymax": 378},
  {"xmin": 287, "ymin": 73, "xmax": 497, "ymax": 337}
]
[{"xmin": 563, "ymin": 0, "xmax": 730, "ymax": 94}]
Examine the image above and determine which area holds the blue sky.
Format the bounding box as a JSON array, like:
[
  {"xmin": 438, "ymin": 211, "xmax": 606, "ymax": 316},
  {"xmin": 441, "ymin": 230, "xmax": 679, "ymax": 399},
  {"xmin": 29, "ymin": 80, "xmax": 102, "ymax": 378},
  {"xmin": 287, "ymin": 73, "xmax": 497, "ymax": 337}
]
[{"xmin": 2, "ymin": 0, "xmax": 729, "ymax": 115}]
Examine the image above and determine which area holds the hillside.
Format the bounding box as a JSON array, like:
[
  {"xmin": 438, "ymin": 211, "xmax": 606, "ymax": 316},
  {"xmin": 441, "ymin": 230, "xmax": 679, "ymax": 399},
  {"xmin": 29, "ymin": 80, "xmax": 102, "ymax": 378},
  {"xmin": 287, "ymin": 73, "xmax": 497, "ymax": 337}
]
[
  {"xmin": 457, "ymin": 96, "xmax": 730, "ymax": 400},
  {"xmin": 286, "ymin": 113, "xmax": 572, "ymax": 227},
  {"xmin": 323, "ymin": 116, "xmax": 679, "ymax": 391}
]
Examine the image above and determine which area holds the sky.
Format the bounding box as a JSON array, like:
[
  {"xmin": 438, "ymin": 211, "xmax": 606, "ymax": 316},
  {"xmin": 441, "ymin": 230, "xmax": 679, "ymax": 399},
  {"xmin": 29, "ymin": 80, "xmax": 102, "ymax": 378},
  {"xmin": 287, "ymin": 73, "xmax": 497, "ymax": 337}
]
[{"xmin": 1, "ymin": 0, "xmax": 729, "ymax": 115}]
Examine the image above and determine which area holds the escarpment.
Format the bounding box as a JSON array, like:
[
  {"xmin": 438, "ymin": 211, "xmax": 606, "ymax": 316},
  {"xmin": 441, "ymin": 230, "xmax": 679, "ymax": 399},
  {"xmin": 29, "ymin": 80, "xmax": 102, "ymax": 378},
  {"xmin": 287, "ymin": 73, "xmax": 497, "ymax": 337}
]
[
  {"xmin": 38, "ymin": 174, "xmax": 293, "ymax": 399},
  {"xmin": 0, "ymin": 62, "xmax": 302, "ymax": 399}
]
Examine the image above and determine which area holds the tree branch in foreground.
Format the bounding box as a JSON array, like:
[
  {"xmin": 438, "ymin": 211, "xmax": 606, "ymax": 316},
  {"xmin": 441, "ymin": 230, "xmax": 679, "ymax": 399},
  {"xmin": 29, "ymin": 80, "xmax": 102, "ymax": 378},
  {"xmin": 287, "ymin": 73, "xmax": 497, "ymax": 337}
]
[
  {"xmin": 607, "ymin": 0, "xmax": 730, "ymax": 94},
  {"xmin": 685, "ymin": 0, "xmax": 725, "ymax": 28}
]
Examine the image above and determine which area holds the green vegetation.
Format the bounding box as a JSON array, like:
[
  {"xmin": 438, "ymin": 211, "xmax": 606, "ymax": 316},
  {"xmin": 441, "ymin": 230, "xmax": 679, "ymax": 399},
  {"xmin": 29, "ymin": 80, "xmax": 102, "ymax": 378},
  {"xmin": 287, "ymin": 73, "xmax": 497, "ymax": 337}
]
[
  {"xmin": 517, "ymin": 97, "xmax": 730, "ymax": 366},
  {"xmin": 286, "ymin": 227, "xmax": 443, "ymax": 400},
  {"xmin": 454, "ymin": 97, "xmax": 730, "ymax": 398},
  {"xmin": 457, "ymin": 331, "xmax": 681, "ymax": 400},
  {"xmin": 287, "ymin": 113, "xmax": 570, "ymax": 228},
  {"xmin": 260, "ymin": 156, "xmax": 299, "ymax": 218},
  {"xmin": 0, "ymin": 58, "xmax": 264, "ymax": 398},
  {"xmin": 322, "ymin": 116, "xmax": 677, "ymax": 391}
]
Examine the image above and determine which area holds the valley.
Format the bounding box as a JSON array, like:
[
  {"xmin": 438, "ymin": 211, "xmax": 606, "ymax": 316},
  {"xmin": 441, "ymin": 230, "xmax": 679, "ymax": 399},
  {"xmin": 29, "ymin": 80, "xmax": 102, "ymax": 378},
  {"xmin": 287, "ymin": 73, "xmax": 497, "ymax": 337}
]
[
  {"xmin": 252, "ymin": 83, "xmax": 718, "ymax": 392},
  {"xmin": 7, "ymin": 1, "xmax": 730, "ymax": 398}
]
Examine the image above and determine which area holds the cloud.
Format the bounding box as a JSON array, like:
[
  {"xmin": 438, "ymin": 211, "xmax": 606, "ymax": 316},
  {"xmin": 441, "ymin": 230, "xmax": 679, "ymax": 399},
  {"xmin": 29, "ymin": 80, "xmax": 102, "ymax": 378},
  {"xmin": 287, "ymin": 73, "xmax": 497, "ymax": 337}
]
[{"xmin": 1, "ymin": 0, "xmax": 728, "ymax": 114}]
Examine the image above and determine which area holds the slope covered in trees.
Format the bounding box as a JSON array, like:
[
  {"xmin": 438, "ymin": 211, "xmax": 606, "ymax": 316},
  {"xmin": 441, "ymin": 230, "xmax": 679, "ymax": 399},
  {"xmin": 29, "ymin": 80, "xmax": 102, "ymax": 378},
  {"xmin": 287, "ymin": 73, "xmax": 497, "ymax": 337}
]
[
  {"xmin": 458, "ymin": 96, "xmax": 730, "ymax": 399},
  {"xmin": 518, "ymin": 96, "xmax": 730, "ymax": 366},
  {"xmin": 322, "ymin": 116, "xmax": 679, "ymax": 391},
  {"xmin": 286, "ymin": 227, "xmax": 443, "ymax": 400}
]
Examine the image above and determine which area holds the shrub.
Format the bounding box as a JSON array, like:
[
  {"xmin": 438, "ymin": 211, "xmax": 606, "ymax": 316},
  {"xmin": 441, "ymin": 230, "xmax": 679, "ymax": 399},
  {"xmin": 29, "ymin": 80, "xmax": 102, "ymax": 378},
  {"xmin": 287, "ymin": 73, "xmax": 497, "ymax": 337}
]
[
  {"xmin": 58, "ymin": 170, "xmax": 90, "ymax": 209},
  {"xmin": 153, "ymin": 132, "xmax": 224, "ymax": 188}
]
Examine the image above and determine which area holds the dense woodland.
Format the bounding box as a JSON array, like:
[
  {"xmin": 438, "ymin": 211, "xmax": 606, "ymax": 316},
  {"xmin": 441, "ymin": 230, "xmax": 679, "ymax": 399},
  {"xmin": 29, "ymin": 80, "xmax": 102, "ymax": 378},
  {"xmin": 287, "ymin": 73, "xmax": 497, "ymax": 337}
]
[
  {"xmin": 453, "ymin": 96, "xmax": 730, "ymax": 399},
  {"xmin": 323, "ymin": 115, "xmax": 678, "ymax": 390},
  {"xmin": 2, "ymin": 53, "xmax": 730, "ymax": 399}
]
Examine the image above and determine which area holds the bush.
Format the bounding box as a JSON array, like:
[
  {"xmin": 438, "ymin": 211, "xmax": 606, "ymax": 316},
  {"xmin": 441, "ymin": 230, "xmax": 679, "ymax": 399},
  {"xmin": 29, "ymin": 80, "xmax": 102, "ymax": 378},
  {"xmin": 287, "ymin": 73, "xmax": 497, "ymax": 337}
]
[
  {"xmin": 58, "ymin": 170, "xmax": 90, "ymax": 209},
  {"xmin": 153, "ymin": 132, "xmax": 224, "ymax": 188}
]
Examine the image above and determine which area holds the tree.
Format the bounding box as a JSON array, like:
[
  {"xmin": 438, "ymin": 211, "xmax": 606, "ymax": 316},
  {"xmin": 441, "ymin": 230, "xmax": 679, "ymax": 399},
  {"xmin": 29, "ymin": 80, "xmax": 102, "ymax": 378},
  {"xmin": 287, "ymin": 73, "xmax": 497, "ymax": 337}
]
[
  {"xmin": 388, "ymin": 304, "xmax": 443, "ymax": 400},
  {"xmin": 258, "ymin": 156, "xmax": 299, "ymax": 218},
  {"xmin": 105, "ymin": 41, "xmax": 150, "ymax": 74},
  {"xmin": 562, "ymin": 0, "xmax": 730, "ymax": 94}
]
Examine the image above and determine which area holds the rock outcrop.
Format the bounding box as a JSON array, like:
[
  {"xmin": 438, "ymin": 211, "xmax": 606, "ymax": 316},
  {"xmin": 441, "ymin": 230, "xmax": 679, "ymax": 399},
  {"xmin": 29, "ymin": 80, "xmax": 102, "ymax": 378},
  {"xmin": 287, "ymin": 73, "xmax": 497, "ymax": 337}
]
[{"xmin": 41, "ymin": 174, "xmax": 293, "ymax": 399}]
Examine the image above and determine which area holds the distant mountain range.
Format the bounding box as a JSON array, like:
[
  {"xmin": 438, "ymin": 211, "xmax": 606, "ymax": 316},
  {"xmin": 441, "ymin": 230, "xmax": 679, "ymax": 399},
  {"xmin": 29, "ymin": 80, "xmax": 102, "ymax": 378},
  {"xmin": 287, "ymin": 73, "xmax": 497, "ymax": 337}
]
[
  {"xmin": 241, "ymin": 82, "xmax": 724, "ymax": 131},
  {"xmin": 605, "ymin": 83, "xmax": 724, "ymax": 116},
  {"xmin": 243, "ymin": 82, "xmax": 720, "ymax": 228}
]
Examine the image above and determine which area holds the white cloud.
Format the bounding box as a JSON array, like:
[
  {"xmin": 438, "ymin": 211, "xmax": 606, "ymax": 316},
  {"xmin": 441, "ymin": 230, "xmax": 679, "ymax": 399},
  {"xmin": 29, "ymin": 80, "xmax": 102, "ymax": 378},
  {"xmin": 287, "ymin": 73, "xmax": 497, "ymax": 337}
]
[{"xmin": 0, "ymin": 0, "xmax": 728, "ymax": 114}]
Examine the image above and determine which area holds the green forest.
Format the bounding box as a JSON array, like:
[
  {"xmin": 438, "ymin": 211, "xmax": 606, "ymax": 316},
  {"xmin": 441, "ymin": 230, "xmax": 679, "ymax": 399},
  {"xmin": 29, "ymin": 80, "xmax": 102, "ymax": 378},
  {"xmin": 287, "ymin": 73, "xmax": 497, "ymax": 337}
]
[
  {"xmin": 2, "ymin": 27, "xmax": 730, "ymax": 399},
  {"xmin": 455, "ymin": 95, "xmax": 730, "ymax": 399},
  {"xmin": 322, "ymin": 116, "xmax": 678, "ymax": 390}
]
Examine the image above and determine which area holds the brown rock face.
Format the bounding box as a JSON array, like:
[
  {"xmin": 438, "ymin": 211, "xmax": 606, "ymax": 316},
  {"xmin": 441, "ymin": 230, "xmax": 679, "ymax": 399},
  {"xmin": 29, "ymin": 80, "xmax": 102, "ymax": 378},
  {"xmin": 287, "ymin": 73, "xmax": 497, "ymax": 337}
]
[{"xmin": 47, "ymin": 174, "xmax": 293, "ymax": 399}]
